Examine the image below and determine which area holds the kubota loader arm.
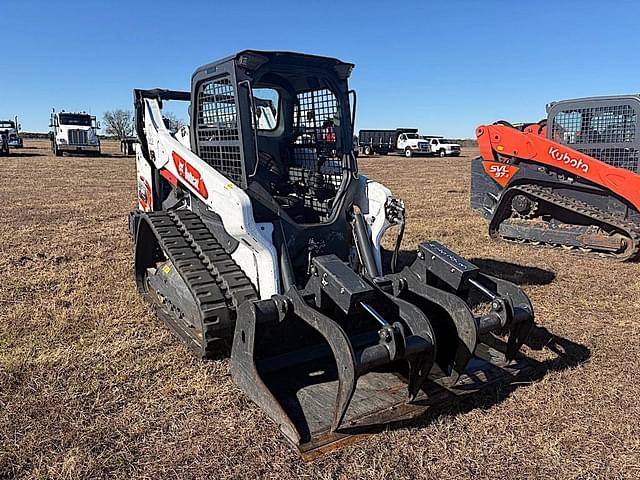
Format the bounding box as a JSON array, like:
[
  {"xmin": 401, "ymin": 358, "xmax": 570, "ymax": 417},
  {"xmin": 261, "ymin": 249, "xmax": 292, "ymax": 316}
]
[{"xmin": 476, "ymin": 124, "xmax": 640, "ymax": 211}]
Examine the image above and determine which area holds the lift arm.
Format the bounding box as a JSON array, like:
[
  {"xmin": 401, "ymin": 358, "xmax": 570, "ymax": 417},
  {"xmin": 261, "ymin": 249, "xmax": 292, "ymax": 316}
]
[
  {"xmin": 476, "ymin": 124, "xmax": 640, "ymax": 211},
  {"xmin": 133, "ymin": 89, "xmax": 281, "ymax": 298}
]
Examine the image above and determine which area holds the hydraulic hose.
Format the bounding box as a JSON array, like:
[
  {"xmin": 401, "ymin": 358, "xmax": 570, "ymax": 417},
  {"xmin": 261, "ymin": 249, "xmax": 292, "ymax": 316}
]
[{"xmin": 391, "ymin": 216, "xmax": 405, "ymax": 274}]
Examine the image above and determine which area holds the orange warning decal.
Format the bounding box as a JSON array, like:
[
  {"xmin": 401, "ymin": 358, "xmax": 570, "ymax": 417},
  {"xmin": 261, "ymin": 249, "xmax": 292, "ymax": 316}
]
[
  {"xmin": 482, "ymin": 161, "xmax": 519, "ymax": 187},
  {"xmin": 172, "ymin": 151, "xmax": 209, "ymax": 199}
]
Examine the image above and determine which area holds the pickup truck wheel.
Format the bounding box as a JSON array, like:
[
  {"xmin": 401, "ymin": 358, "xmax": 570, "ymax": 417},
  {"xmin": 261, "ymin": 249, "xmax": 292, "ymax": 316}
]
[
  {"xmin": 404, "ymin": 147, "xmax": 413, "ymax": 158},
  {"xmin": 439, "ymin": 149, "xmax": 446, "ymax": 157},
  {"xmin": 364, "ymin": 146, "xmax": 373, "ymax": 156}
]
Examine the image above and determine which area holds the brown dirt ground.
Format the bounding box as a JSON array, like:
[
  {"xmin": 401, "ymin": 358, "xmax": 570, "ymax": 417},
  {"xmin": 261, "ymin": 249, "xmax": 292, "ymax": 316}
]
[{"xmin": 1, "ymin": 139, "xmax": 639, "ymax": 479}]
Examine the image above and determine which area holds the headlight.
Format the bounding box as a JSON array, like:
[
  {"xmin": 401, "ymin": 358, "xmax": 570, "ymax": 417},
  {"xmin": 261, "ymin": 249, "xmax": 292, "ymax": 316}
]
[{"xmin": 59, "ymin": 139, "xmax": 67, "ymax": 144}]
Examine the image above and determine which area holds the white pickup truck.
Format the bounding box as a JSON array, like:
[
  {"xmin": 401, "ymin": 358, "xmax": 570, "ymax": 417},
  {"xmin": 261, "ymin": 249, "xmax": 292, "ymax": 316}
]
[{"xmin": 423, "ymin": 136, "xmax": 462, "ymax": 157}]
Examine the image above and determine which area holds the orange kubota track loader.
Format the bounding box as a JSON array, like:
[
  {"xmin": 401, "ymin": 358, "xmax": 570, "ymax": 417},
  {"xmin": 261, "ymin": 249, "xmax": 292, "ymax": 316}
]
[{"xmin": 471, "ymin": 95, "xmax": 640, "ymax": 260}]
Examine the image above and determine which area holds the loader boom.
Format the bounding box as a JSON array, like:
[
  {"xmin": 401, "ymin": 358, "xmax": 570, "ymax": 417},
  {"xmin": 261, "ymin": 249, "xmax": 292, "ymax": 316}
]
[
  {"xmin": 477, "ymin": 124, "xmax": 640, "ymax": 211},
  {"xmin": 133, "ymin": 89, "xmax": 281, "ymax": 298}
]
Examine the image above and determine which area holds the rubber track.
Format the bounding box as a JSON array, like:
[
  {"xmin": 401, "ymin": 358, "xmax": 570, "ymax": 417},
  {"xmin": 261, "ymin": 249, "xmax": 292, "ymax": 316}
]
[
  {"xmin": 169, "ymin": 210, "xmax": 258, "ymax": 309},
  {"xmin": 490, "ymin": 184, "xmax": 640, "ymax": 261},
  {"xmin": 141, "ymin": 210, "xmax": 258, "ymax": 354}
]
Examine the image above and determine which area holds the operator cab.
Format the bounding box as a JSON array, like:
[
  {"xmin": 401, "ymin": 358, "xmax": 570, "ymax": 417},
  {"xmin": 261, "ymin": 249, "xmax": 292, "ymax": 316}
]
[
  {"xmin": 190, "ymin": 50, "xmax": 358, "ymax": 285},
  {"xmin": 191, "ymin": 50, "xmax": 357, "ymax": 226},
  {"xmin": 400, "ymin": 133, "xmax": 420, "ymax": 140}
]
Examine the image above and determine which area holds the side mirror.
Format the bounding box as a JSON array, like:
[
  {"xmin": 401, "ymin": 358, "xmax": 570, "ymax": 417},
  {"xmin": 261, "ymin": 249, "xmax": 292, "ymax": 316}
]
[{"xmin": 97, "ymin": 121, "xmax": 101, "ymax": 129}]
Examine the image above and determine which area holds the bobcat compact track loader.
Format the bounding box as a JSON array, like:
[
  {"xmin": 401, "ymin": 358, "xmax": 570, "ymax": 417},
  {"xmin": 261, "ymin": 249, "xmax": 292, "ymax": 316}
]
[
  {"xmin": 129, "ymin": 50, "xmax": 535, "ymax": 456},
  {"xmin": 472, "ymin": 95, "xmax": 640, "ymax": 260}
]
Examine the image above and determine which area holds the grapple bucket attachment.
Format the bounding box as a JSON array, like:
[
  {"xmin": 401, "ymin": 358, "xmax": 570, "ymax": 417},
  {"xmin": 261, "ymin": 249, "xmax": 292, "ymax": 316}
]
[
  {"xmin": 230, "ymin": 249, "xmax": 535, "ymax": 456},
  {"xmin": 230, "ymin": 255, "xmax": 438, "ymax": 453}
]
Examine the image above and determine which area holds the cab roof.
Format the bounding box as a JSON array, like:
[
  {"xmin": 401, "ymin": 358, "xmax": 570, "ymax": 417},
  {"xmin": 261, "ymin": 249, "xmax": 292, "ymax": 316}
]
[{"xmin": 193, "ymin": 50, "xmax": 355, "ymax": 81}]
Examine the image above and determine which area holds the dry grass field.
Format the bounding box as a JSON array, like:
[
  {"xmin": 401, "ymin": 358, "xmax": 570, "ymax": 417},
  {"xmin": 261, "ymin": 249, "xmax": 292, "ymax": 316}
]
[{"xmin": 2, "ymin": 139, "xmax": 639, "ymax": 479}]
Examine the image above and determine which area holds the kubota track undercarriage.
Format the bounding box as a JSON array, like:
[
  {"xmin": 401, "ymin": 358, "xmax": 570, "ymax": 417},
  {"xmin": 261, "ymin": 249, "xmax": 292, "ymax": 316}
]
[{"xmin": 487, "ymin": 182, "xmax": 640, "ymax": 260}]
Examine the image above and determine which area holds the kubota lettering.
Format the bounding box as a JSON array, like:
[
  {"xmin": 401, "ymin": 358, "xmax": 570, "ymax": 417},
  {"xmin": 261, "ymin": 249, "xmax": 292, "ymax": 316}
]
[{"xmin": 548, "ymin": 147, "xmax": 589, "ymax": 174}]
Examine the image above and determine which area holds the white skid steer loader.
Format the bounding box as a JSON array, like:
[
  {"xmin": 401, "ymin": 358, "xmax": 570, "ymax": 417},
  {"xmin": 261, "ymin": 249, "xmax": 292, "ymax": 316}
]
[{"xmin": 129, "ymin": 50, "xmax": 535, "ymax": 456}]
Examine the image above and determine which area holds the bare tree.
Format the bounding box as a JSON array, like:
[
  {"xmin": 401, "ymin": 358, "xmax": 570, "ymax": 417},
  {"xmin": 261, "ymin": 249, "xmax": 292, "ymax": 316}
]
[
  {"xmin": 103, "ymin": 110, "xmax": 134, "ymax": 140},
  {"xmin": 162, "ymin": 112, "xmax": 187, "ymax": 132}
]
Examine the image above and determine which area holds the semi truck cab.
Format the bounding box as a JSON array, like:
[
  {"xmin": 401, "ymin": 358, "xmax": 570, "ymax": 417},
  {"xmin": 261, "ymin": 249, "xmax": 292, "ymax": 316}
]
[
  {"xmin": 0, "ymin": 119, "xmax": 23, "ymax": 148},
  {"xmin": 50, "ymin": 111, "xmax": 101, "ymax": 156}
]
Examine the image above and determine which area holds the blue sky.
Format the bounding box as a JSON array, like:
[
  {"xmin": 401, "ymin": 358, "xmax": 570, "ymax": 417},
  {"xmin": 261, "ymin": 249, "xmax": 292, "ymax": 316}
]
[{"xmin": 2, "ymin": 0, "xmax": 639, "ymax": 137}]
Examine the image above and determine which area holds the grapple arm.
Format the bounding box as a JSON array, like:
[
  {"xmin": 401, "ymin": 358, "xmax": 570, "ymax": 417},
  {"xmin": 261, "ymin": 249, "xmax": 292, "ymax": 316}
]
[{"xmin": 403, "ymin": 241, "xmax": 534, "ymax": 361}]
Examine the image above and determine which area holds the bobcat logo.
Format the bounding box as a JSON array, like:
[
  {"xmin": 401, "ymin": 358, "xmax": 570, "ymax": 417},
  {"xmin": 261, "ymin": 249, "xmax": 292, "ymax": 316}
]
[{"xmin": 172, "ymin": 152, "xmax": 209, "ymax": 199}]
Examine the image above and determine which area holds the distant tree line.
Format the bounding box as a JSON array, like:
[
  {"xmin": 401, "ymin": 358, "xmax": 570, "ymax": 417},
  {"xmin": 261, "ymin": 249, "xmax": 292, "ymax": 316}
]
[
  {"xmin": 102, "ymin": 110, "xmax": 134, "ymax": 140},
  {"xmin": 102, "ymin": 109, "xmax": 186, "ymax": 140}
]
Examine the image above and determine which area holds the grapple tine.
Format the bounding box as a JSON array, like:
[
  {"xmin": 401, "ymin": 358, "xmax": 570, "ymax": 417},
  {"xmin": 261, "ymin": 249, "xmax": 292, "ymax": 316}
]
[
  {"xmin": 478, "ymin": 273, "xmax": 535, "ymax": 360},
  {"xmin": 231, "ymin": 290, "xmax": 359, "ymax": 438},
  {"xmin": 284, "ymin": 289, "xmax": 358, "ymax": 432},
  {"xmin": 407, "ymin": 350, "xmax": 435, "ymax": 401},
  {"xmin": 393, "ymin": 241, "xmax": 536, "ymax": 370},
  {"xmin": 389, "ymin": 272, "xmax": 479, "ymax": 383},
  {"xmin": 230, "ymin": 300, "xmax": 302, "ymax": 445},
  {"xmin": 382, "ymin": 293, "xmax": 436, "ymax": 399}
]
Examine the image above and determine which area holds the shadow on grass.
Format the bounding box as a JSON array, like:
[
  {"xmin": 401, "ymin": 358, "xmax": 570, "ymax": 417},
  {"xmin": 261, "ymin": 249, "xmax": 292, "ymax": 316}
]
[
  {"xmin": 468, "ymin": 257, "xmax": 556, "ymax": 286},
  {"xmin": 96, "ymin": 153, "xmax": 132, "ymax": 159},
  {"xmin": 330, "ymin": 325, "xmax": 590, "ymax": 444},
  {"xmin": 53, "ymin": 152, "xmax": 129, "ymax": 159},
  {"xmin": 383, "ymin": 249, "xmax": 556, "ymax": 287},
  {"xmin": 414, "ymin": 325, "xmax": 590, "ymax": 422},
  {"xmin": 7, "ymin": 150, "xmax": 43, "ymax": 158}
]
